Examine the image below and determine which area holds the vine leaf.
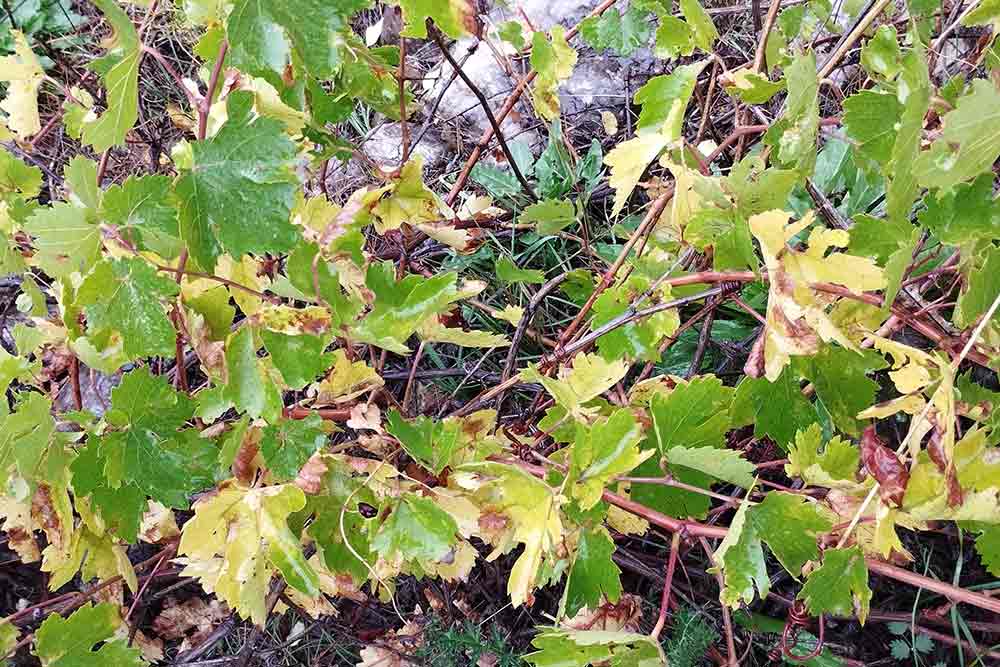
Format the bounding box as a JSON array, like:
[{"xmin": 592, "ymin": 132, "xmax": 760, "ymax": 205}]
[
  {"xmin": 974, "ymin": 526, "xmax": 1000, "ymax": 576},
  {"xmin": 564, "ymin": 526, "xmax": 623, "ymax": 617},
  {"xmin": 664, "ymin": 446, "xmax": 754, "ymax": 488},
  {"xmin": 372, "ymin": 493, "xmax": 459, "ymax": 563},
  {"xmin": 76, "ymin": 258, "xmax": 180, "ymax": 360},
  {"xmin": 731, "ymin": 369, "xmax": 816, "ymax": 450},
  {"xmin": 749, "ymin": 209, "xmax": 885, "ymax": 380},
  {"xmin": 386, "ymin": 410, "xmax": 461, "ymax": 475},
  {"xmin": 843, "ymin": 90, "xmax": 903, "ymax": 168},
  {"xmin": 570, "ymin": 409, "xmax": 651, "ymax": 509},
  {"xmin": 100, "ymin": 175, "xmax": 182, "ymax": 258},
  {"xmin": 711, "ymin": 494, "xmax": 769, "ymax": 607},
  {"xmin": 261, "ymin": 330, "xmax": 334, "ymax": 390},
  {"xmin": 177, "ymin": 92, "xmax": 300, "ymax": 271},
  {"xmin": 764, "ymin": 51, "xmax": 818, "ymax": 174},
  {"xmin": 525, "ymin": 627, "xmax": 665, "ymax": 667},
  {"xmin": 177, "ymin": 481, "xmax": 319, "ymax": 625},
  {"xmin": 456, "ymin": 463, "xmax": 564, "ymax": 607},
  {"xmin": 34, "ymin": 602, "xmax": 145, "ymax": 667},
  {"xmin": 651, "ymin": 375, "xmax": 733, "ymax": 452},
  {"xmin": 260, "ymin": 414, "xmax": 328, "ymax": 482},
  {"xmin": 786, "ymin": 424, "xmax": 861, "ymax": 489},
  {"xmin": 914, "ymin": 79, "xmax": 1000, "ymax": 190},
  {"xmin": 522, "ymin": 353, "xmax": 628, "ymax": 420},
  {"xmin": 750, "ymin": 492, "xmax": 832, "ymax": 577},
  {"xmin": 0, "ymin": 31, "xmax": 44, "ymax": 140},
  {"xmin": 886, "ymin": 47, "xmax": 930, "ymax": 223},
  {"xmin": 531, "ymin": 27, "xmax": 578, "ymax": 121},
  {"xmin": 83, "ymin": 0, "xmax": 140, "ymax": 152},
  {"xmin": 395, "ymin": 0, "xmax": 474, "ymax": 39},
  {"xmin": 24, "ymin": 202, "xmax": 101, "ymax": 280},
  {"xmin": 227, "ymin": 0, "xmax": 360, "ymax": 79},
  {"xmin": 797, "ymin": 546, "xmax": 872, "ymax": 623},
  {"xmin": 579, "ymin": 6, "xmax": 653, "ymax": 57},
  {"xmin": 604, "ymin": 61, "xmax": 706, "ymax": 216}
]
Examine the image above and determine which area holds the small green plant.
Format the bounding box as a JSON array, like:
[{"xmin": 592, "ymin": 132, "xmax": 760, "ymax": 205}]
[
  {"xmin": 662, "ymin": 608, "xmax": 717, "ymax": 667},
  {"xmin": 1, "ymin": 0, "xmax": 85, "ymax": 57},
  {"xmin": 887, "ymin": 621, "xmax": 936, "ymax": 664},
  {"xmin": 417, "ymin": 618, "xmax": 524, "ymax": 667}
]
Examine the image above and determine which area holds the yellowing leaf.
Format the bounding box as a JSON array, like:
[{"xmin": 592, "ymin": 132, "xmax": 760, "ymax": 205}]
[
  {"xmin": 0, "ymin": 31, "xmax": 44, "ymax": 140},
  {"xmin": 310, "ymin": 349, "xmax": 384, "ymax": 405},
  {"xmin": 530, "ymin": 27, "xmax": 577, "ymax": 121},
  {"xmin": 372, "ymin": 157, "xmax": 448, "ymax": 233},
  {"xmin": 177, "ymin": 481, "xmax": 318, "ymax": 625},
  {"xmin": 454, "ymin": 463, "xmax": 564, "ymax": 607},
  {"xmin": 749, "ymin": 210, "xmax": 885, "ymax": 380},
  {"xmin": 605, "ymin": 132, "xmax": 670, "ymax": 217},
  {"xmin": 521, "ymin": 353, "xmax": 628, "ymax": 419}
]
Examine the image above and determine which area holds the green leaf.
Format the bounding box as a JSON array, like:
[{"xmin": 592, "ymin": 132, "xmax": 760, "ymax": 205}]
[
  {"xmin": 579, "ymin": 7, "xmax": 653, "ymax": 57},
  {"xmin": 498, "ymin": 20, "xmax": 526, "ymax": 50},
  {"xmin": 797, "ymin": 546, "xmax": 872, "ymax": 623},
  {"xmin": 564, "ymin": 526, "xmax": 622, "ymax": 617},
  {"xmin": 914, "ymin": 79, "xmax": 1000, "ymax": 190},
  {"xmin": 496, "ymin": 255, "xmax": 545, "ymax": 284},
  {"xmin": 886, "ymin": 47, "xmax": 930, "ymax": 223},
  {"xmin": 786, "ymin": 424, "xmax": 860, "ymax": 487},
  {"xmin": 765, "ymin": 51, "xmax": 818, "ymax": 174},
  {"xmin": 76, "ymin": 258, "xmax": 179, "ymax": 360},
  {"xmin": 82, "ymin": 0, "xmax": 139, "ymax": 152},
  {"xmin": 525, "ymin": 628, "xmax": 664, "ymax": 667},
  {"xmin": 64, "ymin": 156, "xmax": 101, "ymax": 210},
  {"xmin": 261, "ymin": 330, "xmax": 334, "ymax": 390},
  {"xmin": 100, "ymin": 175, "xmax": 181, "ymax": 258},
  {"xmin": 177, "ymin": 92, "xmax": 300, "ymax": 270},
  {"xmin": 654, "ymin": 16, "xmax": 695, "ymax": 59},
  {"xmin": 386, "ymin": 410, "xmax": 461, "ymax": 475},
  {"xmin": 24, "ymin": 202, "xmax": 101, "ymax": 279},
  {"xmin": 974, "ymin": 526, "xmax": 1000, "ymax": 576},
  {"xmin": 0, "ymin": 393, "xmax": 62, "ymax": 490},
  {"xmin": 731, "ymin": 370, "xmax": 815, "ymax": 450},
  {"xmin": 795, "ymin": 345, "xmax": 887, "ymax": 436},
  {"xmin": 590, "ymin": 278, "xmax": 680, "ymax": 362},
  {"xmin": 260, "ymin": 414, "xmax": 327, "ymax": 481},
  {"xmin": 34, "ymin": 602, "xmax": 144, "ymax": 667},
  {"xmin": 351, "ymin": 262, "xmax": 469, "ymax": 353},
  {"xmin": 470, "ymin": 163, "xmax": 520, "ymax": 199},
  {"xmin": 664, "ymin": 446, "xmax": 755, "ymax": 488},
  {"xmin": 723, "ymin": 68, "xmax": 786, "ymax": 104},
  {"xmin": 521, "ymin": 353, "xmax": 628, "ymax": 419},
  {"xmin": 227, "ymin": 0, "xmax": 361, "ymax": 79},
  {"xmin": 651, "ymin": 375, "xmax": 733, "ymax": 453},
  {"xmin": 396, "ymin": 0, "xmax": 473, "ymax": 39},
  {"xmin": 634, "ymin": 61, "xmax": 707, "ymax": 135},
  {"xmin": 918, "ymin": 173, "xmax": 1000, "ymax": 244},
  {"xmin": 218, "ymin": 325, "xmax": 283, "ymax": 423},
  {"xmin": 843, "ymin": 90, "xmax": 903, "ymax": 167},
  {"xmin": 860, "ymin": 25, "xmax": 902, "ymax": 79},
  {"xmin": 679, "ymin": 0, "xmax": 718, "ymax": 51},
  {"xmin": 372, "ymin": 493, "xmax": 458, "ymax": 562},
  {"xmin": 750, "ymin": 492, "xmax": 832, "ymax": 577},
  {"xmin": 570, "ymin": 409, "xmax": 651, "ymax": 509},
  {"xmin": 711, "ymin": 495, "xmax": 769, "ymax": 607},
  {"xmin": 520, "ymin": 199, "xmax": 576, "ymax": 236},
  {"xmin": 955, "ymin": 245, "xmax": 1000, "ymax": 327},
  {"xmin": 71, "ymin": 368, "xmax": 215, "ymax": 528}
]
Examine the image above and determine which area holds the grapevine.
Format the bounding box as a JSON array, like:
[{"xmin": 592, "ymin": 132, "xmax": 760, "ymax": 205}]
[{"xmin": 1, "ymin": 0, "xmax": 1000, "ymax": 665}]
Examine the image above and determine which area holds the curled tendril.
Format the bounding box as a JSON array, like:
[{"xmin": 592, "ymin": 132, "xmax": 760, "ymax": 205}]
[{"xmin": 780, "ymin": 601, "xmax": 825, "ymax": 662}]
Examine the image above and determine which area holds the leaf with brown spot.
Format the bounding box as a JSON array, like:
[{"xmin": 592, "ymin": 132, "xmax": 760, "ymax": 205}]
[{"xmin": 860, "ymin": 426, "xmax": 908, "ymax": 507}]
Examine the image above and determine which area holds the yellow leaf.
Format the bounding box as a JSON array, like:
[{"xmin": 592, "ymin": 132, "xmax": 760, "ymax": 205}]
[
  {"xmin": 309, "ymin": 350, "xmax": 384, "ymax": 405},
  {"xmin": 601, "ymin": 111, "xmax": 618, "ymax": 136},
  {"xmin": 749, "ymin": 210, "xmax": 886, "ymax": 380},
  {"xmin": 372, "ymin": 157, "xmax": 449, "ymax": 233},
  {"xmin": 0, "ymin": 31, "xmax": 44, "ymax": 140},
  {"xmin": 605, "ymin": 132, "xmax": 670, "ymax": 217}
]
